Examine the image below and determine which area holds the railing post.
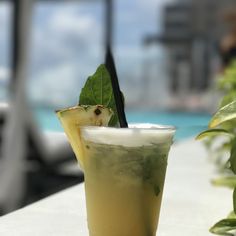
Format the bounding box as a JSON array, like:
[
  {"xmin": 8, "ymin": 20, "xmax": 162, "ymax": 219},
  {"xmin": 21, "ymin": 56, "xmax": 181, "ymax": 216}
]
[{"xmin": 0, "ymin": 0, "xmax": 33, "ymax": 214}]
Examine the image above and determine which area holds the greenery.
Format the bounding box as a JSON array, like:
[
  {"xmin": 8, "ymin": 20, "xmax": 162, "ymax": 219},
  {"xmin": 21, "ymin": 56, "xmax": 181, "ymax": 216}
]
[
  {"xmin": 197, "ymin": 61, "xmax": 236, "ymax": 235},
  {"xmin": 79, "ymin": 64, "xmax": 118, "ymax": 126}
]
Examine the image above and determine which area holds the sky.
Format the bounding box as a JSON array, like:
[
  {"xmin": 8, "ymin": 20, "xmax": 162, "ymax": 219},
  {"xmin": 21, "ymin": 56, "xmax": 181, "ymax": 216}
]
[{"xmin": 0, "ymin": 0, "xmax": 174, "ymax": 108}]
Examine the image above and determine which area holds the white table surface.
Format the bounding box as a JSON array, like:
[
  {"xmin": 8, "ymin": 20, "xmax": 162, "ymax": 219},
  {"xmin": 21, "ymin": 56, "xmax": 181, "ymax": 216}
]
[{"xmin": 0, "ymin": 139, "xmax": 232, "ymax": 236}]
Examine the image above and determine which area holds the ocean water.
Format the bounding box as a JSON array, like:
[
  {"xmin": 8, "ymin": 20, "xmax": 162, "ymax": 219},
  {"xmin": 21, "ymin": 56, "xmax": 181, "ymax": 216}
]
[{"xmin": 33, "ymin": 108, "xmax": 211, "ymax": 141}]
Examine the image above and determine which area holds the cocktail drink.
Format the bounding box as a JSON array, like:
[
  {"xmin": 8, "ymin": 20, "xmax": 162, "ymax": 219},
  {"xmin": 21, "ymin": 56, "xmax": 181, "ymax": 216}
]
[
  {"xmin": 56, "ymin": 65, "xmax": 175, "ymax": 236},
  {"xmin": 80, "ymin": 124, "xmax": 175, "ymax": 236}
]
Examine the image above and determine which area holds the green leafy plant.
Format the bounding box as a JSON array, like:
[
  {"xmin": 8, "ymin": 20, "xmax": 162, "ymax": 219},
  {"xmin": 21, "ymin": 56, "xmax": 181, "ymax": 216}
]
[
  {"xmin": 218, "ymin": 62, "xmax": 236, "ymax": 108},
  {"xmin": 197, "ymin": 100, "xmax": 236, "ymax": 235},
  {"xmin": 197, "ymin": 61, "xmax": 236, "ymax": 235}
]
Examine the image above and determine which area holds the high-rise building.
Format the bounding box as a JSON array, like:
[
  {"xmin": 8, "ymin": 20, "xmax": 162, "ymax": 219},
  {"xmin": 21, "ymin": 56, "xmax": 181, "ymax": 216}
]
[{"xmin": 145, "ymin": 0, "xmax": 236, "ymax": 93}]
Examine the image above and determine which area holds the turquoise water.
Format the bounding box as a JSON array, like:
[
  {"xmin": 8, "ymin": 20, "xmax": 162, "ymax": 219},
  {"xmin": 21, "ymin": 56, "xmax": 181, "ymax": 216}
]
[{"xmin": 33, "ymin": 108, "xmax": 211, "ymax": 141}]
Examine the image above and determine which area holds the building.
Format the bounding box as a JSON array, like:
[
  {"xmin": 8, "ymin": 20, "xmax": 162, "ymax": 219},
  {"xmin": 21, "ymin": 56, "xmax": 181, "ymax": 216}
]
[{"xmin": 144, "ymin": 0, "xmax": 236, "ymax": 93}]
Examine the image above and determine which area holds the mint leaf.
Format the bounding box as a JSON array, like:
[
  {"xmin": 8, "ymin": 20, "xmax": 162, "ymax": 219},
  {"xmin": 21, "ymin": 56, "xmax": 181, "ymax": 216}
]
[{"xmin": 79, "ymin": 64, "xmax": 118, "ymax": 126}]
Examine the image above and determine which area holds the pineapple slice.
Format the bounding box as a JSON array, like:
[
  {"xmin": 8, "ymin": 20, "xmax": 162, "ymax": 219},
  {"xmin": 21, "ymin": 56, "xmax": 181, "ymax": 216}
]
[{"xmin": 56, "ymin": 105, "xmax": 113, "ymax": 169}]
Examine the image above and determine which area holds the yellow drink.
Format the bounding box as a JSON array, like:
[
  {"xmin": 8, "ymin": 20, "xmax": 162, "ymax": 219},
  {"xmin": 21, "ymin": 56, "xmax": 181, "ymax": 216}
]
[{"xmin": 80, "ymin": 124, "xmax": 175, "ymax": 236}]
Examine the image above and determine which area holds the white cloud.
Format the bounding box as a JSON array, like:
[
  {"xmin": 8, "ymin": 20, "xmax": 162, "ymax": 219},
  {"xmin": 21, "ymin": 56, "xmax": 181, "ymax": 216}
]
[
  {"xmin": 27, "ymin": 1, "xmax": 171, "ymax": 108},
  {"xmin": 0, "ymin": 3, "xmax": 11, "ymax": 67},
  {"xmin": 0, "ymin": 1, "xmax": 173, "ymax": 109},
  {"xmin": 55, "ymin": 4, "xmax": 101, "ymax": 39},
  {"xmin": 0, "ymin": 2, "xmax": 11, "ymax": 24},
  {"xmin": 115, "ymin": 0, "xmax": 169, "ymax": 48},
  {"xmin": 50, "ymin": 13, "xmax": 94, "ymax": 34},
  {"xmin": 115, "ymin": 46, "xmax": 142, "ymax": 59},
  {"xmin": 29, "ymin": 4, "xmax": 104, "ymax": 88},
  {"xmin": 137, "ymin": 0, "xmax": 174, "ymax": 10},
  {"xmin": 28, "ymin": 60, "xmax": 104, "ymax": 107},
  {"xmin": 28, "ymin": 64, "xmax": 81, "ymax": 107},
  {"xmin": 0, "ymin": 67, "xmax": 10, "ymax": 83}
]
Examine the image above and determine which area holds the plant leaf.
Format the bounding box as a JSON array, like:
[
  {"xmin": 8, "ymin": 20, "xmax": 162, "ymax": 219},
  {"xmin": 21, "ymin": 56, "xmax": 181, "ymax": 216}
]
[
  {"xmin": 212, "ymin": 176, "xmax": 236, "ymax": 189},
  {"xmin": 210, "ymin": 219, "xmax": 236, "ymax": 235},
  {"xmin": 228, "ymin": 211, "xmax": 236, "ymax": 219},
  {"xmin": 154, "ymin": 185, "xmax": 160, "ymax": 197},
  {"xmin": 220, "ymin": 92, "xmax": 236, "ymax": 108},
  {"xmin": 209, "ymin": 100, "xmax": 236, "ymax": 128},
  {"xmin": 234, "ymin": 188, "xmax": 236, "ymax": 214},
  {"xmin": 79, "ymin": 64, "xmax": 119, "ymax": 126},
  {"xmin": 230, "ymin": 141, "xmax": 236, "ymax": 174},
  {"xmin": 196, "ymin": 129, "xmax": 232, "ymax": 140}
]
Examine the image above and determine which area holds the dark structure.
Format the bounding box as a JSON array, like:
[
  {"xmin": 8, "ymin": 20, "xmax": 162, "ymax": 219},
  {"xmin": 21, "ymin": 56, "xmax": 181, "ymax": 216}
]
[{"xmin": 144, "ymin": 0, "xmax": 236, "ymax": 93}]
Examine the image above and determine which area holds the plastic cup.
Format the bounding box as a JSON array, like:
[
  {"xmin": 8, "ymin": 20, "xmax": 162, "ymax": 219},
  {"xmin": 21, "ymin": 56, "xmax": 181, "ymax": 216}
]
[{"xmin": 79, "ymin": 124, "xmax": 175, "ymax": 236}]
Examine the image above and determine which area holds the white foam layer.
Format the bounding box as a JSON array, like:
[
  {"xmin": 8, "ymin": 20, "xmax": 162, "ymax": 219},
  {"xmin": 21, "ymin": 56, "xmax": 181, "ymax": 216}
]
[{"xmin": 80, "ymin": 123, "xmax": 175, "ymax": 147}]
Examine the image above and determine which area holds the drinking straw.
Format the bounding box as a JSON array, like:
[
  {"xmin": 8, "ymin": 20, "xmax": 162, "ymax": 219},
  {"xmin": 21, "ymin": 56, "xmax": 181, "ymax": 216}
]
[
  {"xmin": 105, "ymin": 47, "xmax": 128, "ymax": 128},
  {"xmin": 104, "ymin": 0, "xmax": 127, "ymax": 127}
]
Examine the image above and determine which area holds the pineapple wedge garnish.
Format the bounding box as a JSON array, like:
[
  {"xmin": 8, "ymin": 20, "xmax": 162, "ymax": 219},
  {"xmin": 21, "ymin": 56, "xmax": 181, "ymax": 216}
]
[{"xmin": 56, "ymin": 105, "xmax": 113, "ymax": 169}]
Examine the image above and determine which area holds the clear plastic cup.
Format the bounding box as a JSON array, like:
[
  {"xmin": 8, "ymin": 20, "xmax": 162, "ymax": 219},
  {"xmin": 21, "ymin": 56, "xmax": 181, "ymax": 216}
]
[{"xmin": 80, "ymin": 124, "xmax": 175, "ymax": 236}]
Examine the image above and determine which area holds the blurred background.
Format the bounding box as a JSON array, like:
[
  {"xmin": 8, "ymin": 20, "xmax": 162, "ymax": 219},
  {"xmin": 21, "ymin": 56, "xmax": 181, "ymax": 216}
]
[{"xmin": 0, "ymin": 0, "xmax": 235, "ymax": 215}]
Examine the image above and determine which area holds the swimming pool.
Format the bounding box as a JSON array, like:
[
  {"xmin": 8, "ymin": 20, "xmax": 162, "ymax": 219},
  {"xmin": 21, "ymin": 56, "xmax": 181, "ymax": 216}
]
[{"xmin": 33, "ymin": 108, "xmax": 211, "ymax": 141}]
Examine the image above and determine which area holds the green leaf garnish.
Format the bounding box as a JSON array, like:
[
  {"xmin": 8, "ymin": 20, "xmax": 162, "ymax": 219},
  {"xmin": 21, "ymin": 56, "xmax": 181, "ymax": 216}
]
[
  {"xmin": 79, "ymin": 64, "xmax": 119, "ymax": 126},
  {"xmin": 209, "ymin": 100, "xmax": 236, "ymax": 128},
  {"xmin": 210, "ymin": 219, "xmax": 236, "ymax": 235},
  {"xmin": 196, "ymin": 129, "xmax": 232, "ymax": 140}
]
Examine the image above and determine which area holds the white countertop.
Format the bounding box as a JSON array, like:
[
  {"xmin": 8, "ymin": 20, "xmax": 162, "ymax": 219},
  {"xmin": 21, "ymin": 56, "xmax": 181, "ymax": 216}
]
[{"xmin": 0, "ymin": 139, "xmax": 232, "ymax": 236}]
